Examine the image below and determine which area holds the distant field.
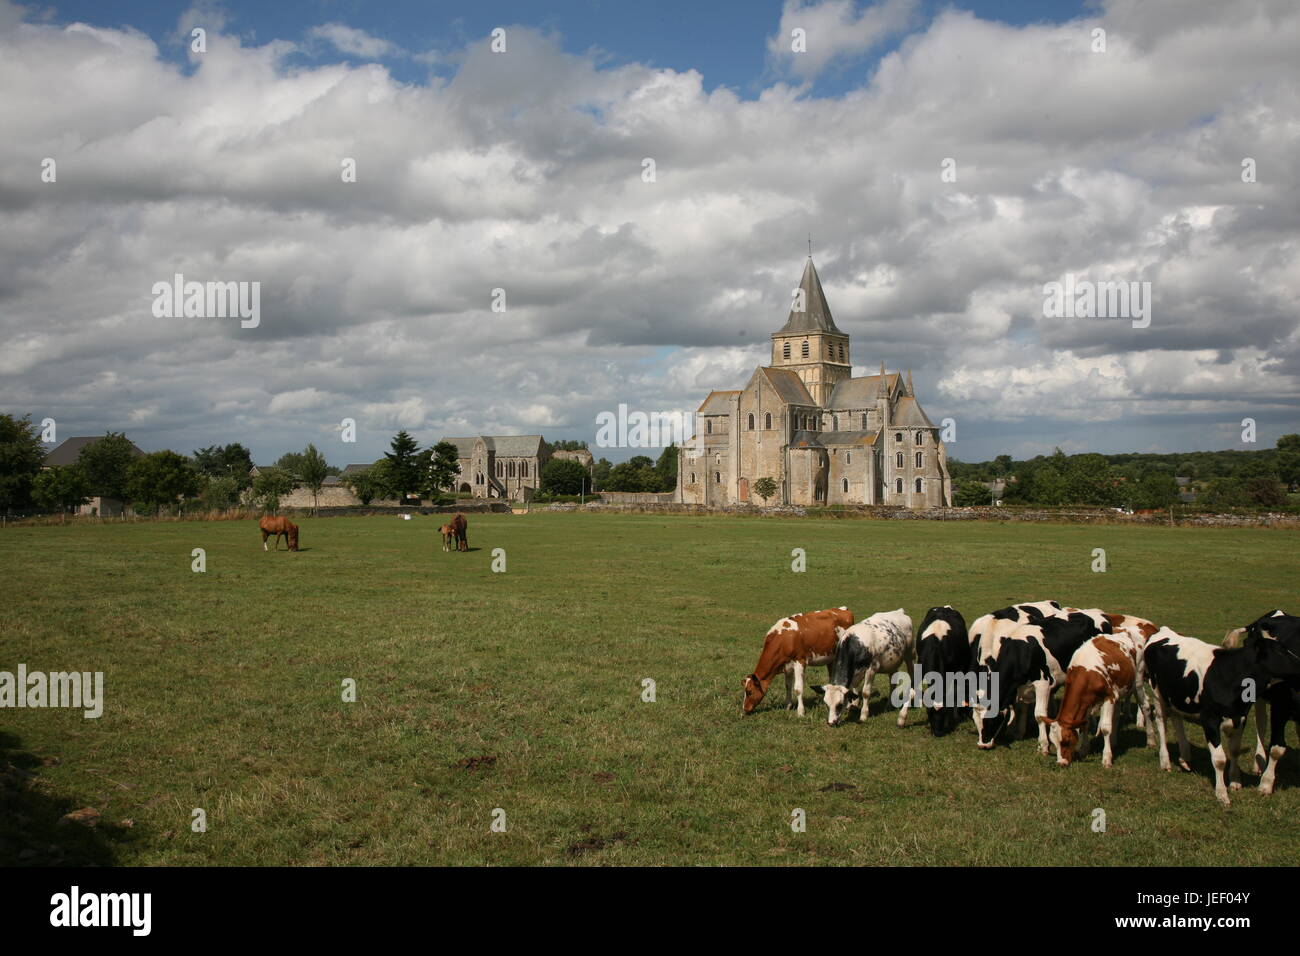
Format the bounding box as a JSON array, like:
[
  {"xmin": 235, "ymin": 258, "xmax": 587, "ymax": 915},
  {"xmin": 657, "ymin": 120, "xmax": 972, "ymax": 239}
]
[{"xmin": 2, "ymin": 513, "xmax": 1298, "ymax": 866}]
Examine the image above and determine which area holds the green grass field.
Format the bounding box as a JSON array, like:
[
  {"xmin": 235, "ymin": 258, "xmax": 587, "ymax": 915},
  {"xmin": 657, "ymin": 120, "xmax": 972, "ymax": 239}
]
[{"xmin": 3, "ymin": 513, "xmax": 1298, "ymax": 866}]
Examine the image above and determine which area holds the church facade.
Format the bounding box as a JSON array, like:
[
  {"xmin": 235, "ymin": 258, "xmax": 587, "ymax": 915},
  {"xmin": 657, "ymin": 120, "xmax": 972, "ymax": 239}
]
[{"xmin": 677, "ymin": 258, "xmax": 952, "ymax": 509}]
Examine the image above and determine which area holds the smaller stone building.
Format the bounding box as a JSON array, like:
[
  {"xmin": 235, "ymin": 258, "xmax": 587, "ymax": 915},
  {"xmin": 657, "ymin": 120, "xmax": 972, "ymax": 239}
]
[{"xmin": 440, "ymin": 435, "xmax": 549, "ymax": 501}]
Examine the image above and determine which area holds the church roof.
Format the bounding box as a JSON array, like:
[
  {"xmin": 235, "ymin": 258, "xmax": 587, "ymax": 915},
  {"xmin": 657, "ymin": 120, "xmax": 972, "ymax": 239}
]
[
  {"xmin": 775, "ymin": 258, "xmax": 842, "ymax": 335},
  {"xmin": 697, "ymin": 390, "xmax": 740, "ymax": 415},
  {"xmin": 442, "ymin": 435, "xmax": 544, "ymax": 458},
  {"xmin": 758, "ymin": 367, "xmax": 816, "ymax": 406},
  {"xmin": 892, "ymin": 396, "xmax": 935, "ymax": 428},
  {"xmin": 818, "ymin": 430, "xmax": 879, "ymax": 446},
  {"xmin": 790, "ymin": 430, "xmax": 824, "ymax": 449},
  {"xmin": 826, "ymin": 374, "xmax": 900, "ymax": 409}
]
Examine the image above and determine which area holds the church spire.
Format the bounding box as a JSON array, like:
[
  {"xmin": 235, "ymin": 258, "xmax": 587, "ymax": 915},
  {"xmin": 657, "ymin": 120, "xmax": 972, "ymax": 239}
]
[
  {"xmin": 776, "ymin": 258, "xmax": 841, "ymax": 334},
  {"xmin": 878, "ymin": 361, "xmax": 887, "ymax": 397},
  {"xmin": 907, "ymin": 369, "xmax": 914, "ymax": 396}
]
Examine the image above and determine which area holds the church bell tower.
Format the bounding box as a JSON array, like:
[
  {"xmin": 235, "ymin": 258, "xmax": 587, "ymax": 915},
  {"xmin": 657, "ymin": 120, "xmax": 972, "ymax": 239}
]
[{"xmin": 770, "ymin": 257, "xmax": 851, "ymax": 407}]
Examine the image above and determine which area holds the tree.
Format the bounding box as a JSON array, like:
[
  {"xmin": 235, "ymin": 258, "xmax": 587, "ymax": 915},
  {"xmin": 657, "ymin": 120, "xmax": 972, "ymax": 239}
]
[
  {"xmin": 383, "ymin": 431, "xmax": 422, "ymax": 499},
  {"xmin": 198, "ymin": 475, "xmax": 241, "ymax": 512},
  {"xmin": 0, "ymin": 413, "xmax": 45, "ymax": 514},
  {"xmin": 1064, "ymin": 454, "xmax": 1118, "ymax": 506},
  {"xmin": 1028, "ymin": 466, "xmax": 1068, "ymax": 506},
  {"xmin": 953, "ymin": 481, "xmax": 993, "ymax": 506},
  {"xmin": 1245, "ymin": 477, "xmax": 1287, "ymax": 508},
  {"xmin": 425, "ymin": 441, "xmax": 461, "ymax": 496},
  {"xmin": 344, "ymin": 468, "xmax": 385, "ymax": 506},
  {"xmin": 655, "ymin": 444, "xmax": 678, "ymax": 491},
  {"xmin": 1201, "ymin": 477, "xmax": 1248, "ymax": 510},
  {"xmin": 539, "ymin": 458, "xmax": 589, "ymax": 496},
  {"xmin": 77, "ymin": 432, "xmax": 138, "ymax": 505},
  {"xmin": 253, "ymin": 466, "xmax": 295, "ymax": 513},
  {"xmin": 592, "ymin": 457, "xmax": 612, "ymax": 491},
  {"xmin": 296, "ymin": 444, "xmax": 330, "ymax": 514},
  {"xmin": 1276, "ymin": 434, "xmax": 1300, "ymax": 491},
  {"xmin": 604, "ymin": 456, "xmax": 662, "ymax": 492},
  {"xmin": 194, "ymin": 443, "xmax": 255, "ymax": 489},
  {"xmin": 753, "ymin": 476, "xmax": 778, "ymax": 505},
  {"xmin": 1130, "ymin": 472, "xmax": 1178, "ymax": 510},
  {"xmin": 32, "ymin": 465, "xmax": 91, "ymax": 521},
  {"xmin": 126, "ymin": 450, "xmax": 200, "ymax": 516}
]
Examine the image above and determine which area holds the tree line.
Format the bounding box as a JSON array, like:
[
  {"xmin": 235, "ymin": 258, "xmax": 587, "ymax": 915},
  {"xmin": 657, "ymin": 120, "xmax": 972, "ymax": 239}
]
[{"xmin": 948, "ymin": 436, "xmax": 1300, "ymax": 510}]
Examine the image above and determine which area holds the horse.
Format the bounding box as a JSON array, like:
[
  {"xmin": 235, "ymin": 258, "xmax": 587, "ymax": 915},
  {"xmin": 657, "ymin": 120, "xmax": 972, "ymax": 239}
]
[
  {"xmin": 439, "ymin": 513, "xmax": 467, "ymax": 552},
  {"xmin": 259, "ymin": 515, "xmax": 299, "ymax": 551}
]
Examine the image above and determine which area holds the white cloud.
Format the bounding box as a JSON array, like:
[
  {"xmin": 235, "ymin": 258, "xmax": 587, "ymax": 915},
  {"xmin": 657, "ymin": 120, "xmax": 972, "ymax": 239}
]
[
  {"xmin": 768, "ymin": 0, "xmax": 919, "ymax": 80},
  {"xmin": 306, "ymin": 22, "xmax": 398, "ymax": 60}
]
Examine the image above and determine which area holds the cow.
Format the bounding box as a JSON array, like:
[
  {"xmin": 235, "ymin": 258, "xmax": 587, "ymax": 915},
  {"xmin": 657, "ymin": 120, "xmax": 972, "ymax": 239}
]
[
  {"xmin": 915, "ymin": 606, "xmax": 971, "ymax": 736},
  {"xmin": 969, "ymin": 600, "xmax": 1070, "ymax": 671},
  {"xmin": 975, "ymin": 610, "xmax": 1111, "ymax": 752},
  {"xmin": 1047, "ymin": 631, "xmax": 1147, "ymax": 767},
  {"xmin": 259, "ymin": 515, "xmax": 299, "ymax": 551},
  {"xmin": 742, "ymin": 607, "xmax": 853, "ymax": 716},
  {"xmin": 813, "ymin": 608, "xmax": 915, "ymax": 726},
  {"xmin": 1144, "ymin": 624, "xmax": 1300, "ymax": 806},
  {"xmin": 1238, "ymin": 610, "xmax": 1300, "ymax": 795},
  {"xmin": 1103, "ymin": 613, "xmax": 1161, "ymax": 742},
  {"xmin": 439, "ymin": 513, "xmax": 468, "ymax": 552}
]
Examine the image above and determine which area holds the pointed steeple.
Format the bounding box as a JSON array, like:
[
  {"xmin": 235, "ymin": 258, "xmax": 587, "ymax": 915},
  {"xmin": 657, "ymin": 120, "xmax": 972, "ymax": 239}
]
[
  {"xmin": 777, "ymin": 258, "xmax": 841, "ymax": 334},
  {"xmin": 878, "ymin": 361, "xmax": 887, "ymax": 397},
  {"xmin": 907, "ymin": 369, "xmax": 914, "ymax": 396}
]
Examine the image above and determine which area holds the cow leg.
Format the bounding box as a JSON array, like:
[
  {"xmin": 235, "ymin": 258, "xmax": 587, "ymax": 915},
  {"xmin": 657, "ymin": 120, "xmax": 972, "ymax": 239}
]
[
  {"xmin": 1033, "ymin": 680, "xmax": 1052, "ymax": 755},
  {"xmin": 792, "ymin": 663, "xmax": 808, "ymax": 717},
  {"xmin": 1098, "ymin": 700, "xmax": 1116, "ymax": 768},
  {"xmin": 1135, "ymin": 678, "xmax": 1156, "ymax": 747},
  {"xmin": 1151, "ymin": 689, "xmax": 1172, "ymax": 771},
  {"xmin": 895, "ymin": 660, "xmax": 915, "ymax": 728},
  {"xmin": 1227, "ymin": 720, "xmax": 1245, "ymax": 791},
  {"xmin": 1253, "ymin": 695, "xmax": 1271, "ymax": 774},
  {"xmin": 1259, "ymin": 694, "xmax": 1291, "ymax": 795},
  {"xmin": 1170, "ymin": 714, "xmax": 1193, "ymax": 772},
  {"xmin": 856, "ymin": 668, "xmax": 875, "ymax": 722},
  {"xmin": 1206, "ymin": 719, "xmax": 1232, "ymax": 807}
]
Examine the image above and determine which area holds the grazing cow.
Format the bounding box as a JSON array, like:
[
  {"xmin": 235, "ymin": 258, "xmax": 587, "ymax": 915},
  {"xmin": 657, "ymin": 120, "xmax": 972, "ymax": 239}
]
[
  {"xmin": 1239, "ymin": 610, "xmax": 1300, "ymax": 795},
  {"xmin": 969, "ymin": 600, "xmax": 1069, "ymax": 668},
  {"xmin": 1048, "ymin": 631, "xmax": 1147, "ymax": 767},
  {"xmin": 1144, "ymin": 625, "xmax": 1300, "ymax": 806},
  {"xmin": 976, "ymin": 610, "xmax": 1110, "ymax": 752},
  {"xmin": 742, "ymin": 607, "xmax": 853, "ymax": 716},
  {"xmin": 915, "ymin": 606, "xmax": 971, "ymax": 736},
  {"xmin": 1103, "ymin": 613, "xmax": 1160, "ymax": 741},
  {"xmin": 813, "ymin": 608, "xmax": 915, "ymax": 726},
  {"xmin": 259, "ymin": 515, "xmax": 299, "ymax": 551},
  {"xmin": 439, "ymin": 513, "xmax": 468, "ymax": 552}
]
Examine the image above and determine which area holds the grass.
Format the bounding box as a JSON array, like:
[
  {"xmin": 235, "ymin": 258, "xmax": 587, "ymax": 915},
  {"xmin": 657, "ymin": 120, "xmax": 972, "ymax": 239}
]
[{"xmin": 2, "ymin": 512, "xmax": 1298, "ymax": 866}]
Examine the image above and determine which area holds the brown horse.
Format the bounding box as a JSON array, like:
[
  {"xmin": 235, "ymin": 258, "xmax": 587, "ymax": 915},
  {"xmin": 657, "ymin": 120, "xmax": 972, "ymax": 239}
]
[
  {"xmin": 259, "ymin": 515, "xmax": 299, "ymax": 551},
  {"xmin": 439, "ymin": 513, "xmax": 468, "ymax": 552}
]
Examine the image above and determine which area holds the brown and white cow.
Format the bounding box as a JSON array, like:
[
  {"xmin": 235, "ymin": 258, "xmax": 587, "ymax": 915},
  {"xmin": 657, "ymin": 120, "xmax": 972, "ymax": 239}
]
[
  {"xmin": 742, "ymin": 607, "xmax": 853, "ymax": 717},
  {"xmin": 1048, "ymin": 631, "xmax": 1148, "ymax": 767}
]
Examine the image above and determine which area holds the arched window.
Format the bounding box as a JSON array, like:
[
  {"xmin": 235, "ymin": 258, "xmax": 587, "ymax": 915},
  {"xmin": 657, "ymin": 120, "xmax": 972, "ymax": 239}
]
[
  {"xmin": 861, "ymin": 414, "xmax": 868, "ymax": 429},
  {"xmin": 511, "ymin": 460, "xmax": 518, "ymax": 478},
  {"xmin": 765, "ymin": 412, "xmax": 772, "ymax": 429},
  {"xmin": 915, "ymin": 478, "xmax": 923, "ymax": 494},
  {"xmin": 690, "ymin": 472, "xmax": 695, "ymax": 484},
  {"xmin": 715, "ymin": 472, "xmax": 721, "ymax": 484},
  {"xmin": 707, "ymin": 419, "xmax": 712, "ymax": 434},
  {"xmin": 783, "ymin": 342, "xmax": 791, "ymax": 360},
  {"xmin": 895, "ymin": 432, "xmax": 903, "ymax": 442},
  {"xmin": 896, "ymin": 451, "xmax": 904, "ymax": 468},
  {"xmin": 748, "ymin": 413, "xmax": 755, "ymax": 430},
  {"xmin": 846, "ymin": 451, "xmax": 851, "ymax": 464},
  {"xmin": 833, "ymin": 415, "xmax": 839, "ymax": 430},
  {"xmin": 842, "ymin": 478, "xmax": 849, "ymax": 493},
  {"xmin": 896, "ymin": 478, "xmax": 903, "ymax": 494},
  {"xmin": 521, "ymin": 461, "xmax": 528, "ymax": 478},
  {"xmin": 801, "ymin": 340, "xmax": 810, "ymax": 357},
  {"xmin": 916, "ymin": 452, "xmax": 923, "ymax": 468},
  {"xmin": 916, "ymin": 432, "xmax": 924, "ymax": 445}
]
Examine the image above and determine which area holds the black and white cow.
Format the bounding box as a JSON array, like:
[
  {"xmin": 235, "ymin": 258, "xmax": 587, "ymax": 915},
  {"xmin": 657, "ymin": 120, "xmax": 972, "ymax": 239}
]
[
  {"xmin": 1238, "ymin": 610, "xmax": 1300, "ymax": 795},
  {"xmin": 813, "ymin": 608, "xmax": 915, "ymax": 726},
  {"xmin": 968, "ymin": 601, "xmax": 1067, "ymax": 664},
  {"xmin": 975, "ymin": 610, "xmax": 1111, "ymax": 752},
  {"xmin": 915, "ymin": 606, "xmax": 970, "ymax": 736},
  {"xmin": 1144, "ymin": 624, "xmax": 1300, "ymax": 806}
]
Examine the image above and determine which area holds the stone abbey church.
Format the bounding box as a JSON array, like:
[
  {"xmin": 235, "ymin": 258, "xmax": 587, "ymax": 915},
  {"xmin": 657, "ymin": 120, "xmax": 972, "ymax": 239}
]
[{"xmin": 677, "ymin": 258, "xmax": 952, "ymax": 508}]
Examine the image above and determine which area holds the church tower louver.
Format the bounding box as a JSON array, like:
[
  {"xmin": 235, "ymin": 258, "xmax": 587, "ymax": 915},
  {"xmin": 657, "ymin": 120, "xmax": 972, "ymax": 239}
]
[{"xmin": 677, "ymin": 256, "xmax": 952, "ymax": 509}]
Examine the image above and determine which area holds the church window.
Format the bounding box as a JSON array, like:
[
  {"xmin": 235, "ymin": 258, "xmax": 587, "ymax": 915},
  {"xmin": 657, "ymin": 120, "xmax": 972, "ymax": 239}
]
[
  {"xmin": 707, "ymin": 419, "xmax": 712, "ymax": 434},
  {"xmin": 765, "ymin": 412, "xmax": 772, "ymax": 429},
  {"xmin": 916, "ymin": 432, "xmax": 924, "ymax": 445},
  {"xmin": 690, "ymin": 473, "xmax": 695, "ymax": 484},
  {"xmin": 895, "ymin": 432, "xmax": 902, "ymax": 442},
  {"xmin": 916, "ymin": 452, "xmax": 923, "ymax": 468},
  {"xmin": 838, "ymin": 344, "xmax": 845, "ymax": 361},
  {"xmin": 521, "ymin": 462, "xmax": 528, "ymax": 478},
  {"xmin": 916, "ymin": 478, "xmax": 923, "ymax": 494},
  {"xmin": 846, "ymin": 451, "xmax": 851, "ymax": 464},
  {"xmin": 801, "ymin": 340, "xmax": 809, "ymax": 357},
  {"xmin": 783, "ymin": 342, "xmax": 791, "ymax": 360},
  {"xmin": 842, "ymin": 478, "xmax": 848, "ymax": 493},
  {"xmin": 748, "ymin": 413, "xmax": 755, "ymax": 430},
  {"xmin": 862, "ymin": 414, "xmax": 868, "ymax": 429},
  {"xmin": 833, "ymin": 415, "xmax": 839, "ymax": 430},
  {"xmin": 509, "ymin": 460, "xmax": 516, "ymax": 478},
  {"xmin": 896, "ymin": 478, "xmax": 903, "ymax": 494},
  {"xmin": 896, "ymin": 452, "xmax": 904, "ymax": 468},
  {"xmin": 715, "ymin": 472, "xmax": 721, "ymax": 484}
]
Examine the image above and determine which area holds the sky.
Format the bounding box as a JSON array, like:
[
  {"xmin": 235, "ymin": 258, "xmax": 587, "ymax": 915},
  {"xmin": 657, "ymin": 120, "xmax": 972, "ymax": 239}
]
[{"xmin": 1, "ymin": 0, "xmax": 1297, "ymax": 466}]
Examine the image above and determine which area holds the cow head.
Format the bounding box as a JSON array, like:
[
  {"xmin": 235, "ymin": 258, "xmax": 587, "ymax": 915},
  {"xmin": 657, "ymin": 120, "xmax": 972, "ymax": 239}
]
[
  {"xmin": 741, "ymin": 674, "xmax": 766, "ymax": 714},
  {"xmin": 1250, "ymin": 631, "xmax": 1300, "ymax": 680},
  {"xmin": 1047, "ymin": 720, "xmax": 1078, "ymax": 766},
  {"xmin": 812, "ymin": 684, "xmax": 860, "ymax": 725}
]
